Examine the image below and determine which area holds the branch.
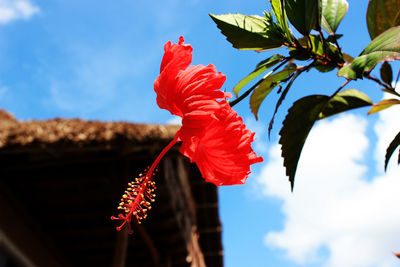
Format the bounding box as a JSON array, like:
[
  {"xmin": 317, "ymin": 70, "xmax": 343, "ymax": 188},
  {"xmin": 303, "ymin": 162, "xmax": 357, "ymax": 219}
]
[
  {"xmin": 229, "ymin": 57, "xmax": 292, "ymax": 107},
  {"xmin": 331, "ymin": 79, "xmax": 351, "ymax": 97},
  {"xmin": 229, "ymin": 79, "xmax": 263, "ymax": 107},
  {"xmin": 364, "ymin": 73, "xmax": 392, "ymax": 90}
]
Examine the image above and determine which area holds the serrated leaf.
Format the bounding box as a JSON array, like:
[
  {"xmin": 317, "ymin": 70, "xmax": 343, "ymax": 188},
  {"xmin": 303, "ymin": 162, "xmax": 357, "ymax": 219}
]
[
  {"xmin": 367, "ymin": 98, "xmax": 400, "ymax": 114},
  {"xmin": 321, "ymin": 0, "xmax": 348, "ymax": 34},
  {"xmin": 384, "ymin": 131, "xmax": 400, "ymax": 171},
  {"xmin": 250, "ymin": 66, "xmax": 297, "ymax": 120},
  {"xmin": 279, "ymin": 89, "xmax": 371, "ymax": 190},
  {"xmin": 284, "ymin": 0, "xmax": 322, "ymax": 35},
  {"xmin": 210, "ymin": 13, "xmax": 285, "ymax": 50},
  {"xmin": 269, "ymin": 0, "xmax": 294, "ymax": 44},
  {"xmin": 380, "ymin": 61, "xmax": 393, "ymax": 85},
  {"xmin": 338, "ymin": 26, "xmax": 400, "ymax": 79},
  {"xmin": 233, "ymin": 54, "xmax": 285, "ymax": 96},
  {"xmin": 279, "ymin": 95, "xmax": 329, "ymax": 190},
  {"xmin": 367, "ymin": 0, "xmax": 400, "ymax": 40},
  {"xmin": 318, "ymin": 89, "xmax": 372, "ymax": 119}
]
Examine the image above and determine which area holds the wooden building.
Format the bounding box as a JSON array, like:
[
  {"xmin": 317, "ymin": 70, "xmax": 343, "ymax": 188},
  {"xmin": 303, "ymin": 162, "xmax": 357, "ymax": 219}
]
[{"xmin": 0, "ymin": 110, "xmax": 223, "ymax": 267}]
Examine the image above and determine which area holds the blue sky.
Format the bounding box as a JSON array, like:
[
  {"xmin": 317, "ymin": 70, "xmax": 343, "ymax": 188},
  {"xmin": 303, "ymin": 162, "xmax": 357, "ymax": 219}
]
[{"xmin": 1, "ymin": 1, "xmax": 400, "ymax": 266}]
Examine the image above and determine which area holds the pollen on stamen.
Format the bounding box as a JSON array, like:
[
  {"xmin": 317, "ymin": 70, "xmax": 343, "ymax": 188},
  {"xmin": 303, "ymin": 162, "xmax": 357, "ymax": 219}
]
[{"xmin": 111, "ymin": 168, "xmax": 157, "ymax": 234}]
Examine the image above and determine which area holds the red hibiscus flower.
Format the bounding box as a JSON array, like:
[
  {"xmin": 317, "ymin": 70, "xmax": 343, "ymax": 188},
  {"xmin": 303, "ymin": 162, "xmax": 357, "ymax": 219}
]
[{"xmin": 112, "ymin": 37, "xmax": 263, "ymax": 233}]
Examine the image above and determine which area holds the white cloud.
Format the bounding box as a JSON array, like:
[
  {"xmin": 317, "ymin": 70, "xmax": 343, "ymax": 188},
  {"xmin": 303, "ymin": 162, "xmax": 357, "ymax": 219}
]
[
  {"xmin": 0, "ymin": 0, "xmax": 40, "ymax": 24},
  {"xmin": 257, "ymin": 112, "xmax": 400, "ymax": 267}
]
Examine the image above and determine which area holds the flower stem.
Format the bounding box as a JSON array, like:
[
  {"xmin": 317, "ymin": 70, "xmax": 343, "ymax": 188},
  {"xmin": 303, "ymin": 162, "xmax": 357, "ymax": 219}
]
[{"xmin": 147, "ymin": 136, "xmax": 179, "ymax": 175}]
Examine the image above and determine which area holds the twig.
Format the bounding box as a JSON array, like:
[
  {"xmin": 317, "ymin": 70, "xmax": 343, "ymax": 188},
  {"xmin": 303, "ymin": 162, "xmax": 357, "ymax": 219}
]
[
  {"xmin": 229, "ymin": 79, "xmax": 263, "ymax": 107},
  {"xmin": 331, "ymin": 79, "xmax": 351, "ymax": 97},
  {"xmin": 364, "ymin": 73, "xmax": 392, "ymax": 90},
  {"xmin": 229, "ymin": 57, "xmax": 292, "ymax": 107}
]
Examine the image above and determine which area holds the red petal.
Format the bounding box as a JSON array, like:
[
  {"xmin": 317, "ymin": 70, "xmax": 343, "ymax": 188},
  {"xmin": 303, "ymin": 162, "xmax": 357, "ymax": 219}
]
[
  {"xmin": 179, "ymin": 101, "xmax": 263, "ymax": 186},
  {"xmin": 154, "ymin": 38, "xmax": 228, "ymax": 118},
  {"xmin": 160, "ymin": 36, "xmax": 192, "ymax": 75}
]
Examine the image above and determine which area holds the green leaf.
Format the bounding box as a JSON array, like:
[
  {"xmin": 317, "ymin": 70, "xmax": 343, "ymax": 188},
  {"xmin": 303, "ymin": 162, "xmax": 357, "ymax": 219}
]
[
  {"xmin": 380, "ymin": 61, "xmax": 393, "ymax": 85},
  {"xmin": 367, "ymin": 0, "xmax": 400, "ymax": 40},
  {"xmin": 338, "ymin": 26, "xmax": 400, "ymax": 79},
  {"xmin": 209, "ymin": 13, "xmax": 285, "ymax": 50},
  {"xmin": 279, "ymin": 95, "xmax": 329, "ymax": 190},
  {"xmin": 318, "ymin": 89, "xmax": 373, "ymax": 119},
  {"xmin": 250, "ymin": 65, "xmax": 297, "ymax": 120},
  {"xmin": 233, "ymin": 54, "xmax": 285, "ymax": 96},
  {"xmin": 321, "ymin": 0, "xmax": 348, "ymax": 34},
  {"xmin": 269, "ymin": 0, "xmax": 294, "ymax": 44},
  {"xmin": 367, "ymin": 98, "xmax": 400, "ymax": 114},
  {"xmin": 384, "ymin": 131, "xmax": 400, "ymax": 171},
  {"xmin": 298, "ymin": 35, "xmax": 324, "ymax": 56},
  {"xmin": 284, "ymin": 0, "xmax": 322, "ymax": 35}
]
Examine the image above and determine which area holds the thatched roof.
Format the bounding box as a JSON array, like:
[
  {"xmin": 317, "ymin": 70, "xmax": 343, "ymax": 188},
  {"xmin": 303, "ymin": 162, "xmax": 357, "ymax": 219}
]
[
  {"xmin": 0, "ymin": 109, "xmax": 179, "ymax": 150},
  {"xmin": 0, "ymin": 109, "xmax": 222, "ymax": 267}
]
